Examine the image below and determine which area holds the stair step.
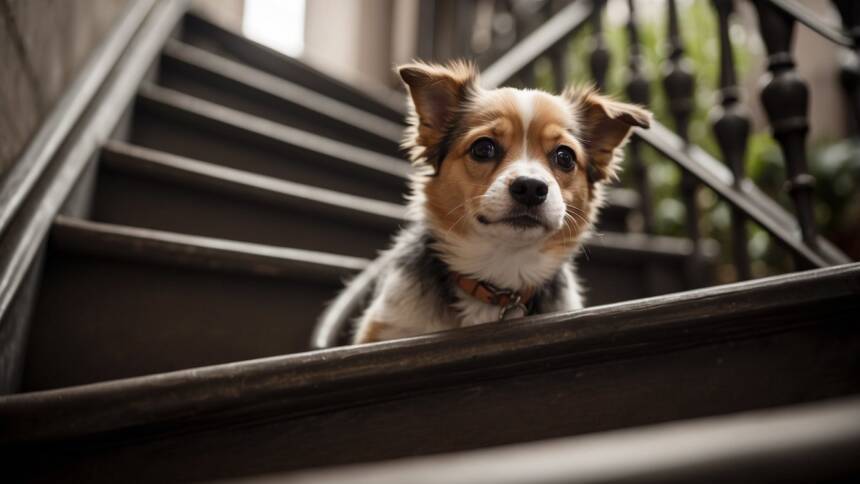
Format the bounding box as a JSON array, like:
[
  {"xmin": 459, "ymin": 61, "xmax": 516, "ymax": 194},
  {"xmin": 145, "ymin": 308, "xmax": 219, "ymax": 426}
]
[
  {"xmin": 94, "ymin": 141, "xmax": 403, "ymax": 258},
  {"xmin": 129, "ymin": 84, "xmax": 410, "ymax": 203},
  {"xmin": 180, "ymin": 12, "xmax": 406, "ymax": 123},
  {"xmin": 254, "ymin": 396, "xmax": 860, "ymax": 484},
  {"xmin": 20, "ymin": 216, "xmax": 366, "ymax": 391},
  {"xmin": 315, "ymin": 230, "xmax": 716, "ymax": 348},
  {"xmin": 3, "ymin": 263, "xmax": 858, "ymax": 482},
  {"xmin": 89, "ymin": 142, "xmax": 696, "ymax": 304},
  {"xmin": 158, "ymin": 40, "xmax": 403, "ymax": 156},
  {"xmin": 127, "ymin": 83, "xmax": 638, "ymax": 232}
]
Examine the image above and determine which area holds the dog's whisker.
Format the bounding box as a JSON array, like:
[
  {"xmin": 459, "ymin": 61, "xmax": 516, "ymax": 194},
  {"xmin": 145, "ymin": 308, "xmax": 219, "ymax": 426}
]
[
  {"xmin": 444, "ymin": 194, "xmax": 488, "ymax": 217},
  {"xmin": 565, "ymin": 208, "xmax": 588, "ymax": 226}
]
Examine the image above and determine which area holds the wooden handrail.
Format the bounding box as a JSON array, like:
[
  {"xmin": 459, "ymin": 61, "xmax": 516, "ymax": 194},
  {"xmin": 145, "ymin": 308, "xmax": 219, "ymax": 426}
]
[
  {"xmin": 0, "ymin": 0, "xmax": 160, "ymax": 240},
  {"xmin": 0, "ymin": 0, "xmax": 190, "ymax": 331},
  {"xmin": 3, "ymin": 262, "xmax": 858, "ymax": 444},
  {"xmin": 481, "ymin": 0, "xmax": 592, "ymax": 89},
  {"xmin": 766, "ymin": 0, "xmax": 853, "ymax": 47}
]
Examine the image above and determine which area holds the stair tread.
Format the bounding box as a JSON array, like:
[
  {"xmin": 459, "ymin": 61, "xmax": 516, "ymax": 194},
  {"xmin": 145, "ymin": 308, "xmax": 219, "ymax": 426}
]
[
  {"xmin": 19, "ymin": 216, "xmax": 369, "ymax": 390},
  {"xmin": 52, "ymin": 215, "xmax": 368, "ymax": 281},
  {"xmin": 181, "ymin": 12, "xmax": 406, "ymax": 123},
  {"xmin": 97, "ymin": 142, "xmax": 671, "ymax": 257},
  {"xmin": 129, "ymin": 84, "xmax": 638, "ymax": 226},
  {"xmin": 101, "ymin": 141, "xmax": 407, "ymax": 225},
  {"xmin": 136, "ymin": 83, "xmax": 410, "ymax": 180},
  {"xmin": 159, "ymin": 39, "xmax": 403, "ymax": 155},
  {"xmin": 3, "ymin": 262, "xmax": 857, "ymax": 444},
  {"xmin": 254, "ymin": 396, "xmax": 860, "ymax": 484}
]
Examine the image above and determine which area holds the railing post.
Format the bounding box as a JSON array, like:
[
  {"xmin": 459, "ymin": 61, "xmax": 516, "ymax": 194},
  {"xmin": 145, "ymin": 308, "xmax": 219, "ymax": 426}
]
[
  {"xmin": 513, "ymin": 0, "xmax": 546, "ymax": 88},
  {"xmin": 548, "ymin": 0, "xmax": 571, "ymax": 92},
  {"xmin": 711, "ymin": 0, "xmax": 751, "ymax": 280},
  {"xmin": 753, "ymin": 0, "xmax": 819, "ymax": 263},
  {"xmin": 833, "ymin": 0, "xmax": 860, "ymax": 133},
  {"xmin": 662, "ymin": 0, "xmax": 703, "ymax": 286},
  {"xmin": 588, "ymin": 0, "xmax": 609, "ymax": 91},
  {"xmin": 624, "ymin": 0, "xmax": 654, "ymax": 235}
]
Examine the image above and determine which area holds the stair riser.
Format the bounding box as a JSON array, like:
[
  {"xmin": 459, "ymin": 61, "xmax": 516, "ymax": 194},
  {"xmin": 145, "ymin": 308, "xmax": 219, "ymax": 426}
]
[
  {"xmin": 129, "ymin": 104, "xmax": 407, "ymax": 204},
  {"xmin": 12, "ymin": 303, "xmax": 860, "ymax": 482},
  {"xmin": 180, "ymin": 15, "xmax": 406, "ymax": 124},
  {"xmin": 576, "ymin": 257, "xmax": 687, "ymax": 305},
  {"xmin": 22, "ymin": 250, "xmax": 345, "ymax": 391},
  {"xmin": 93, "ymin": 167, "xmax": 399, "ymax": 259},
  {"xmin": 92, "ymin": 167, "xmax": 690, "ymax": 305},
  {"xmin": 158, "ymin": 55, "xmax": 403, "ymax": 157}
]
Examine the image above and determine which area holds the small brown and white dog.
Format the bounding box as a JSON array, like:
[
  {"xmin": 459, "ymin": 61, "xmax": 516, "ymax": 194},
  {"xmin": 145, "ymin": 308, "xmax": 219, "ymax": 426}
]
[{"xmin": 352, "ymin": 61, "xmax": 650, "ymax": 344}]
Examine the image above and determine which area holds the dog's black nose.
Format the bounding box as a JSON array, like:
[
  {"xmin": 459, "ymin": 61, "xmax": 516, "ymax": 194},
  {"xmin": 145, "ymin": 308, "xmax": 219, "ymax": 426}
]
[{"xmin": 509, "ymin": 177, "xmax": 548, "ymax": 207}]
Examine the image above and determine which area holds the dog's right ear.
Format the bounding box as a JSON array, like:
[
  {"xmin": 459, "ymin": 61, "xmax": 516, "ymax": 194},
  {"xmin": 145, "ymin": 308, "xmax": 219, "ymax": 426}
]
[
  {"xmin": 398, "ymin": 61, "xmax": 478, "ymax": 169},
  {"xmin": 564, "ymin": 85, "xmax": 651, "ymax": 183}
]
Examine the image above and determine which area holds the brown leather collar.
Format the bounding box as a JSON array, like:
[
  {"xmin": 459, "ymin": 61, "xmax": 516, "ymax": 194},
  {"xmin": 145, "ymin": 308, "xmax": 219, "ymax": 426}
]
[{"xmin": 453, "ymin": 272, "xmax": 536, "ymax": 319}]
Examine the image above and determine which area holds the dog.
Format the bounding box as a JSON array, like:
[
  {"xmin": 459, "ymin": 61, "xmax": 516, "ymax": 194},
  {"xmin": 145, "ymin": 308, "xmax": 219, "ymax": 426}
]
[{"xmin": 351, "ymin": 61, "xmax": 650, "ymax": 344}]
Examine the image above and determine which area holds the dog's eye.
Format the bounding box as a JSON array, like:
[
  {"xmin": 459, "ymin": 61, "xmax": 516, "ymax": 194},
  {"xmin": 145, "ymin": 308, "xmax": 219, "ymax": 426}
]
[
  {"xmin": 552, "ymin": 146, "xmax": 576, "ymax": 172},
  {"xmin": 470, "ymin": 138, "xmax": 497, "ymax": 161}
]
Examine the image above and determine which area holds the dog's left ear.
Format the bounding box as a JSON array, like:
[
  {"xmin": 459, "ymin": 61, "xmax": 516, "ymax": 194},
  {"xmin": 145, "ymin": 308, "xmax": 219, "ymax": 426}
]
[
  {"xmin": 565, "ymin": 86, "xmax": 651, "ymax": 182},
  {"xmin": 398, "ymin": 61, "xmax": 478, "ymax": 169}
]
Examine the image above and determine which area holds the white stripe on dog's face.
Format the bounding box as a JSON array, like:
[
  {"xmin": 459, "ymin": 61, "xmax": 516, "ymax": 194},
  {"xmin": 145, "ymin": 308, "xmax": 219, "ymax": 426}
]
[
  {"xmin": 421, "ymin": 86, "xmax": 593, "ymax": 253},
  {"xmin": 473, "ymin": 90, "xmax": 567, "ymax": 243}
]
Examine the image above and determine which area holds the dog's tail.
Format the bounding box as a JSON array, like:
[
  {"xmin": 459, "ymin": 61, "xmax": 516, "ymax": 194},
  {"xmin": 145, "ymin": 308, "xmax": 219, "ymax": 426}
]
[{"xmin": 311, "ymin": 250, "xmax": 396, "ymax": 349}]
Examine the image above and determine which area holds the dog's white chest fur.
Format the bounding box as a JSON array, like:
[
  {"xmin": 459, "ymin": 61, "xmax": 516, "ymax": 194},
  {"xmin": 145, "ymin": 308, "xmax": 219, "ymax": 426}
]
[{"xmin": 352, "ymin": 227, "xmax": 584, "ymax": 343}]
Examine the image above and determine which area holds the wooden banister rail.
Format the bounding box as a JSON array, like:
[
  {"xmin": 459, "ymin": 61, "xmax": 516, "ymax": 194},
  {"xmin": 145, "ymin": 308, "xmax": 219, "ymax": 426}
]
[
  {"xmin": 480, "ymin": 0, "xmax": 851, "ymax": 274},
  {"xmin": 712, "ymin": 0, "xmax": 753, "ymax": 280},
  {"xmin": 769, "ymin": 0, "xmax": 853, "ymax": 47},
  {"xmin": 481, "ymin": 0, "xmax": 592, "ymax": 89}
]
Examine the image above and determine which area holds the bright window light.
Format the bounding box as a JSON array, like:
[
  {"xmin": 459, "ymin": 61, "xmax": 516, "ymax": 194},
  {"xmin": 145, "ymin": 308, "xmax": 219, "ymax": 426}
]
[{"xmin": 242, "ymin": 0, "xmax": 305, "ymax": 57}]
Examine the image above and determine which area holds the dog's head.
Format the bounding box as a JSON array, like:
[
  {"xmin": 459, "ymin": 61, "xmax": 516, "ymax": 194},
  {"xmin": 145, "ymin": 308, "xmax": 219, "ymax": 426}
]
[{"xmin": 399, "ymin": 61, "xmax": 650, "ymax": 253}]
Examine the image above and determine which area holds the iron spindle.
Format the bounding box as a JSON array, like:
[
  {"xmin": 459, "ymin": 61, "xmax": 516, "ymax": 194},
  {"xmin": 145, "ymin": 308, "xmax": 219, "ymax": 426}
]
[
  {"xmin": 753, "ymin": 0, "xmax": 819, "ymax": 262},
  {"xmin": 625, "ymin": 0, "xmax": 655, "ymax": 235},
  {"xmin": 711, "ymin": 0, "xmax": 751, "ymax": 280},
  {"xmin": 588, "ymin": 0, "xmax": 610, "ymax": 91},
  {"xmin": 662, "ymin": 0, "xmax": 703, "ymax": 277},
  {"xmin": 545, "ymin": 0, "xmax": 571, "ymax": 92},
  {"xmin": 833, "ymin": 0, "xmax": 860, "ymax": 133}
]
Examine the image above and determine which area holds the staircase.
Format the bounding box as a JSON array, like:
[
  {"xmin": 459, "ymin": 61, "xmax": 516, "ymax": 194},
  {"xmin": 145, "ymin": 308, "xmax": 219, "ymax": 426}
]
[{"xmin": 0, "ymin": 1, "xmax": 858, "ymax": 482}]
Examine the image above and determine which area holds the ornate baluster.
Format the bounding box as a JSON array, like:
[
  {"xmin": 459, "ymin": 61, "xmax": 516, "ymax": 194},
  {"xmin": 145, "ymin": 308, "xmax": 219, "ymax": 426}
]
[
  {"xmin": 710, "ymin": 0, "xmax": 751, "ymax": 280},
  {"xmin": 662, "ymin": 0, "xmax": 703, "ymax": 286},
  {"xmin": 833, "ymin": 0, "xmax": 860, "ymax": 133},
  {"xmin": 625, "ymin": 0, "xmax": 654, "ymax": 234},
  {"xmin": 549, "ymin": 44, "xmax": 569, "ymax": 92},
  {"xmin": 548, "ymin": 0, "xmax": 570, "ymax": 92},
  {"xmin": 513, "ymin": 0, "xmax": 541, "ymax": 87},
  {"xmin": 753, "ymin": 1, "xmax": 819, "ymax": 261},
  {"xmin": 588, "ymin": 0, "xmax": 610, "ymax": 91},
  {"xmin": 518, "ymin": 64, "xmax": 536, "ymax": 88}
]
